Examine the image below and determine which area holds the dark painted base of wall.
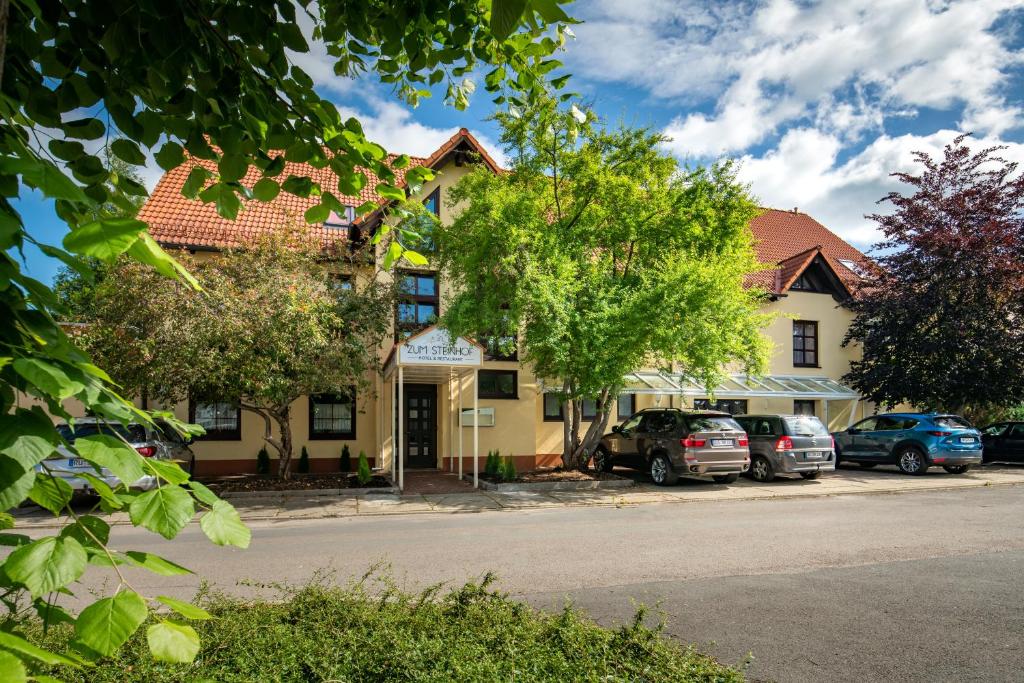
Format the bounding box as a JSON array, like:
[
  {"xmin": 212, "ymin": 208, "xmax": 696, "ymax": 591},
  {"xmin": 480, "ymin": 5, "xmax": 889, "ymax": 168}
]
[{"xmin": 194, "ymin": 457, "xmax": 377, "ymax": 477}]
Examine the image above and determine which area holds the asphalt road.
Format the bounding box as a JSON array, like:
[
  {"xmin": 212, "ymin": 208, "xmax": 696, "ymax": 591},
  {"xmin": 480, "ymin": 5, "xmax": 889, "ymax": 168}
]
[{"xmin": 38, "ymin": 486, "xmax": 1024, "ymax": 682}]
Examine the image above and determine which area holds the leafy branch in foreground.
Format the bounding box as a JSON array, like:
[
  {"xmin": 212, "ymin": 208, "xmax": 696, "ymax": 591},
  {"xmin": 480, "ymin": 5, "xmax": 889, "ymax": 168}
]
[{"xmin": 0, "ymin": 0, "xmax": 576, "ymax": 675}]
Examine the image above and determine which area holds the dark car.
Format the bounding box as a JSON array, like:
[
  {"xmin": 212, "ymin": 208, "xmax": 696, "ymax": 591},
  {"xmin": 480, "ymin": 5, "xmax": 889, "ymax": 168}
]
[
  {"xmin": 981, "ymin": 421, "xmax": 1024, "ymax": 463},
  {"xmin": 832, "ymin": 412, "xmax": 982, "ymax": 475},
  {"xmin": 593, "ymin": 409, "xmax": 750, "ymax": 485},
  {"xmin": 735, "ymin": 414, "xmax": 836, "ymax": 482}
]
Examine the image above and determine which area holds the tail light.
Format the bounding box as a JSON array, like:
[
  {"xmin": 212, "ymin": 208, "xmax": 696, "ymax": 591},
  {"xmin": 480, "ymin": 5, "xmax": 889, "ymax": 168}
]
[
  {"xmin": 927, "ymin": 430, "xmax": 952, "ymax": 437},
  {"xmin": 831, "ymin": 435, "xmax": 835, "ymax": 450},
  {"xmin": 775, "ymin": 435, "xmax": 794, "ymax": 451},
  {"xmin": 738, "ymin": 436, "xmax": 749, "ymax": 447},
  {"xmin": 135, "ymin": 446, "xmax": 156, "ymax": 457},
  {"xmin": 681, "ymin": 435, "xmax": 706, "ymax": 448}
]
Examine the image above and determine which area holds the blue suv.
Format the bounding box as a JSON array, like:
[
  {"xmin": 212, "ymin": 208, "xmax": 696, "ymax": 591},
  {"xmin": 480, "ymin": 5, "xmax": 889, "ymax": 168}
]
[{"xmin": 831, "ymin": 413, "xmax": 982, "ymax": 475}]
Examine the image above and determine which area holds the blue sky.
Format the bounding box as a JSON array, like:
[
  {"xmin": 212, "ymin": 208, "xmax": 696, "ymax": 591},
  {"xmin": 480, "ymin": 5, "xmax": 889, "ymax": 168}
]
[{"xmin": 15, "ymin": 0, "xmax": 1024, "ymax": 285}]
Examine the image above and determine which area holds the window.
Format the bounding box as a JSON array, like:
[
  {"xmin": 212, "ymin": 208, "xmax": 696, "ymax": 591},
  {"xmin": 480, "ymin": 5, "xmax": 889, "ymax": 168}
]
[
  {"xmin": 617, "ymin": 394, "xmax": 636, "ymax": 420},
  {"xmin": 794, "ymin": 399, "xmax": 816, "ymax": 416},
  {"xmin": 329, "ymin": 274, "xmax": 353, "ymax": 293},
  {"xmin": 423, "ymin": 187, "xmax": 440, "ymax": 216},
  {"xmin": 852, "ymin": 417, "xmax": 878, "ymax": 432},
  {"xmin": 793, "ymin": 321, "xmax": 819, "ymax": 367},
  {"xmin": 543, "ymin": 393, "xmax": 563, "ymax": 421},
  {"xmin": 932, "ymin": 415, "xmax": 972, "ymax": 429},
  {"xmin": 396, "ymin": 272, "xmax": 438, "ymax": 339},
  {"xmin": 783, "ymin": 416, "xmax": 829, "ymax": 436},
  {"xmin": 581, "ymin": 398, "xmax": 599, "ymax": 420},
  {"xmin": 739, "ymin": 417, "xmax": 778, "ymax": 437},
  {"xmin": 640, "ymin": 411, "xmax": 678, "ymax": 433},
  {"xmin": 686, "ymin": 415, "xmax": 743, "ymax": 432},
  {"xmin": 189, "ymin": 400, "xmax": 241, "ymax": 440},
  {"xmin": 693, "ymin": 398, "xmax": 748, "ymax": 415},
  {"xmin": 478, "ymin": 370, "xmax": 517, "ymax": 399},
  {"xmin": 982, "ymin": 423, "xmax": 1008, "ymax": 437},
  {"xmin": 619, "ymin": 412, "xmax": 644, "ymax": 432},
  {"xmin": 1009, "ymin": 424, "xmax": 1024, "ymax": 438},
  {"xmin": 875, "ymin": 416, "xmax": 915, "ymax": 431},
  {"xmin": 324, "ymin": 207, "xmax": 356, "ymax": 229},
  {"xmin": 480, "ymin": 334, "xmax": 518, "ymax": 361},
  {"xmin": 309, "ymin": 391, "xmax": 356, "ymax": 439}
]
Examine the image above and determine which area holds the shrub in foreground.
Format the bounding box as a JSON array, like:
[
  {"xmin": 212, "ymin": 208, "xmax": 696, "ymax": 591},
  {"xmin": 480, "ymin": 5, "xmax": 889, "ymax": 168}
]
[{"xmin": 32, "ymin": 575, "xmax": 743, "ymax": 682}]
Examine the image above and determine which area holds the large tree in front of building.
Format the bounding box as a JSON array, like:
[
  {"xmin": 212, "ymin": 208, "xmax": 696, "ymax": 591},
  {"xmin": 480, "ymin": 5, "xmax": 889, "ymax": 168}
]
[
  {"xmin": 843, "ymin": 136, "xmax": 1024, "ymax": 423},
  {"xmin": 82, "ymin": 231, "xmax": 392, "ymax": 479},
  {"xmin": 434, "ymin": 99, "xmax": 771, "ymax": 469}
]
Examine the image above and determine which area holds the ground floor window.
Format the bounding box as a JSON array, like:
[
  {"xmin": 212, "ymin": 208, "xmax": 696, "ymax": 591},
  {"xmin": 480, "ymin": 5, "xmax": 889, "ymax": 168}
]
[
  {"xmin": 309, "ymin": 391, "xmax": 356, "ymax": 439},
  {"xmin": 189, "ymin": 399, "xmax": 241, "ymax": 440},
  {"xmin": 478, "ymin": 370, "xmax": 517, "ymax": 399},
  {"xmin": 793, "ymin": 399, "xmax": 816, "ymax": 416},
  {"xmin": 693, "ymin": 398, "xmax": 748, "ymax": 415},
  {"xmin": 543, "ymin": 393, "xmax": 563, "ymax": 421},
  {"xmin": 617, "ymin": 394, "xmax": 636, "ymax": 420}
]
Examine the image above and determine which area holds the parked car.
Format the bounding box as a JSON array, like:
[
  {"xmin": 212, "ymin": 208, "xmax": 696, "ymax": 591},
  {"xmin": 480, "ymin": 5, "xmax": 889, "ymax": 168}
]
[
  {"xmin": 734, "ymin": 414, "xmax": 835, "ymax": 482},
  {"xmin": 980, "ymin": 421, "xmax": 1024, "ymax": 463},
  {"xmin": 36, "ymin": 418, "xmax": 196, "ymax": 492},
  {"xmin": 594, "ymin": 409, "xmax": 750, "ymax": 485},
  {"xmin": 831, "ymin": 413, "xmax": 982, "ymax": 475}
]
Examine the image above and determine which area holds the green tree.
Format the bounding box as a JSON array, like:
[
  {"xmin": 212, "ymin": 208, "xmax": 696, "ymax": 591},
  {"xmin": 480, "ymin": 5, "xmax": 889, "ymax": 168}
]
[
  {"xmin": 0, "ymin": 0, "xmax": 575, "ymax": 672},
  {"xmin": 81, "ymin": 231, "xmax": 392, "ymax": 479},
  {"xmin": 435, "ymin": 98, "xmax": 771, "ymax": 469}
]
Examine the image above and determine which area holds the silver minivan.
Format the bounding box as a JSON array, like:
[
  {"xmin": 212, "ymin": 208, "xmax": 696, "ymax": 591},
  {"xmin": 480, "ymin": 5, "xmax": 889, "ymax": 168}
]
[{"xmin": 735, "ymin": 414, "xmax": 836, "ymax": 481}]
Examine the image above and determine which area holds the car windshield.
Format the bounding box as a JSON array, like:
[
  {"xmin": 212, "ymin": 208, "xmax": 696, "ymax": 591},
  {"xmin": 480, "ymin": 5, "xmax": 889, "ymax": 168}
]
[
  {"xmin": 932, "ymin": 415, "xmax": 972, "ymax": 429},
  {"xmin": 56, "ymin": 422, "xmax": 146, "ymax": 443},
  {"xmin": 688, "ymin": 416, "xmax": 742, "ymax": 432},
  {"xmin": 783, "ymin": 416, "xmax": 829, "ymax": 436}
]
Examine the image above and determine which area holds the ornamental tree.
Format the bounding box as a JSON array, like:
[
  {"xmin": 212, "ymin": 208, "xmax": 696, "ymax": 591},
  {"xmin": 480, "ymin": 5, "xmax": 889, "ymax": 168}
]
[
  {"xmin": 81, "ymin": 230, "xmax": 393, "ymax": 479},
  {"xmin": 843, "ymin": 135, "xmax": 1024, "ymax": 423},
  {"xmin": 434, "ymin": 98, "xmax": 771, "ymax": 469},
  {"xmin": 0, "ymin": 0, "xmax": 575, "ymax": 673}
]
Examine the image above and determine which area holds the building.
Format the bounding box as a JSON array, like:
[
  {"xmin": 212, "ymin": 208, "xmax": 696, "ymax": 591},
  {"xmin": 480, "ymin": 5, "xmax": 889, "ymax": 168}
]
[{"xmin": 138, "ymin": 129, "xmax": 875, "ymax": 480}]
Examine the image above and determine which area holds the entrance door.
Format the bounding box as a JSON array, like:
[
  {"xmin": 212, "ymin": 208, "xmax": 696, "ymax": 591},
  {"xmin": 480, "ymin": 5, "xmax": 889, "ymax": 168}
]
[{"xmin": 404, "ymin": 384, "xmax": 437, "ymax": 468}]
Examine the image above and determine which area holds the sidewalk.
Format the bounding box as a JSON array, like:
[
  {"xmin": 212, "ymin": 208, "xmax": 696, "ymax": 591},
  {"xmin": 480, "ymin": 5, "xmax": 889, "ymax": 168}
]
[{"xmin": 13, "ymin": 465, "xmax": 1024, "ymax": 528}]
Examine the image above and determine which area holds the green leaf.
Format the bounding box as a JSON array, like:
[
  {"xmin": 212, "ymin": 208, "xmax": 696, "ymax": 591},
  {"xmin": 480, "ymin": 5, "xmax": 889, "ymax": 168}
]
[
  {"xmin": 74, "ymin": 591, "xmax": 148, "ymax": 657},
  {"xmin": 181, "ymin": 166, "xmax": 211, "ymax": 198},
  {"xmin": 154, "ymin": 142, "xmax": 185, "ymax": 171},
  {"xmin": 0, "ymin": 457, "xmax": 37, "ymax": 511},
  {"xmin": 147, "ymin": 621, "xmax": 200, "ymax": 663},
  {"xmin": 123, "ymin": 551, "xmax": 193, "ymax": 576},
  {"xmin": 0, "ymin": 511, "xmax": 14, "ymax": 530},
  {"xmin": 382, "ymin": 240, "xmax": 402, "ymax": 270},
  {"xmin": 110, "ymin": 138, "xmax": 146, "ymax": 165},
  {"xmin": 5, "ymin": 535, "xmax": 87, "ymax": 597},
  {"xmin": 77, "ymin": 472, "xmax": 123, "ymax": 510},
  {"xmin": 304, "ymin": 203, "xmax": 330, "ymax": 224},
  {"xmin": 491, "ymin": 0, "xmax": 529, "ymax": 41},
  {"xmin": 13, "ymin": 358, "xmax": 85, "ymax": 400},
  {"xmin": 64, "ymin": 117, "xmax": 105, "ymax": 140},
  {"xmin": 63, "ymin": 218, "xmax": 146, "ymax": 262},
  {"xmin": 75, "ymin": 435, "xmax": 146, "ymax": 486},
  {"xmin": 156, "ymin": 595, "xmax": 212, "ymax": 621},
  {"xmin": 0, "ymin": 631, "xmax": 82, "ymax": 667},
  {"xmin": 375, "ymin": 183, "xmax": 406, "ymax": 202},
  {"xmin": 531, "ymin": 0, "xmax": 571, "ymax": 23},
  {"xmin": 199, "ymin": 500, "xmax": 250, "ymax": 548},
  {"xmin": 126, "ymin": 232, "xmax": 201, "ymax": 290},
  {"xmin": 143, "ymin": 458, "xmax": 189, "ymax": 486},
  {"xmin": 186, "ymin": 480, "xmax": 220, "ymax": 507},
  {"xmin": 0, "ymin": 408, "xmax": 60, "ymax": 469},
  {"xmin": 129, "ymin": 486, "xmax": 195, "ymax": 539},
  {"xmin": 60, "ymin": 515, "xmax": 111, "ymax": 547},
  {"xmin": 218, "ymin": 154, "xmax": 249, "ymax": 182},
  {"xmin": 0, "ymin": 650, "xmax": 27, "ymax": 683},
  {"xmin": 252, "ymin": 177, "xmax": 280, "ymax": 201},
  {"xmin": 403, "ymin": 249, "xmax": 428, "ymax": 266},
  {"xmin": 28, "ymin": 474, "xmax": 73, "ymax": 515}
]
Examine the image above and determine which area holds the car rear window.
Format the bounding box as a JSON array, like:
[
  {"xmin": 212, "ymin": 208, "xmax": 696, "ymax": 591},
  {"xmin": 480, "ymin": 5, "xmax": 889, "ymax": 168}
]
[
  {"xmin": 57, "ymin": 423, "xmax": 146, "ymax": 443},
  {"xmin": 783, "ymin": 416, "xmax": 829, "ymax": 436},
  {"xmin": 932, "ymin": 415, "xmax": 972, "ymax": 429},
  {"xmin": 687, "ymin": 416, "xmax": 743, "ymax": 432}
]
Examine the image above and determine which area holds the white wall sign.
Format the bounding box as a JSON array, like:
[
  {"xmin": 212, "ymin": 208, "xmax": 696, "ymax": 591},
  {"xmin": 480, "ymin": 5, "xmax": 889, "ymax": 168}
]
[{"xmin": 399, "ymin": 327, "xmax": 482, "ymax": 366}]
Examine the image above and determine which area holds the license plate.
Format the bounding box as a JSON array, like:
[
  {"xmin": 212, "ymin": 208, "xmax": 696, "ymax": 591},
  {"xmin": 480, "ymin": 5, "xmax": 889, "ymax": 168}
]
[
  {"xmin": 67, "ymin": 458, "xmax": 89, "ymax": 468},
  {"xmin": 806, "ymin": 452, "xmax": 823, "ymax": 459},
  {"xmin": 711, "ymin": 438, "xmax": 733, "ymax": 447},
  {"xmin": 958, "ymin": 437, "xmax": 975, "ymax": 444}
]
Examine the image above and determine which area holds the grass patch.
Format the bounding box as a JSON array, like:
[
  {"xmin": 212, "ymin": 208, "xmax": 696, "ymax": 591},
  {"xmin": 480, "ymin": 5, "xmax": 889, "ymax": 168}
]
[{"xmin": 29, "ymin": 573, "xmax": 744, "ymax": 682}]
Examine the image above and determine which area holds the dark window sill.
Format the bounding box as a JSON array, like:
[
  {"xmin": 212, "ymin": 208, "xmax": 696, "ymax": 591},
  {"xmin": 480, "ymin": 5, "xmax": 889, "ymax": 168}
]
[
  {"xmin": 793, "ymin": 364, "xmax": 821, "ymax": 369},
  {"xmin": 308, "ymin": 433, "xmax": 357, "ymax": 441},
  {"xmin": 543, "ymin": 415, "xmax": 564, "ymax": 422},
  {"xmin": 478, "ymin": 394, "xmax": 518, "ymax": 400},
  {"xmin": 194, "ymin": 433, "xmax": 241, "ymax": 442}
]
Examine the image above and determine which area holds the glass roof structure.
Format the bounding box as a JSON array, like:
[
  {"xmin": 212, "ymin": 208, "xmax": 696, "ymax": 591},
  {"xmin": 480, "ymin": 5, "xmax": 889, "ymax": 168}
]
[{"xmin": 621, "ymin": 372, "xmax": 859, "ymax": 399}]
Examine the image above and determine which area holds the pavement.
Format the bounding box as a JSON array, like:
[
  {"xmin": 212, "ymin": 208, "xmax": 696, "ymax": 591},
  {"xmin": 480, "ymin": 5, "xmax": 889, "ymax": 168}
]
[
  {"xmin": 13, "ymin": 462, "xmax": 1024, "ymax": 527},
  {"xmin": 10, "ymin": 465, "xmax": 1024, "ymax": 682}
]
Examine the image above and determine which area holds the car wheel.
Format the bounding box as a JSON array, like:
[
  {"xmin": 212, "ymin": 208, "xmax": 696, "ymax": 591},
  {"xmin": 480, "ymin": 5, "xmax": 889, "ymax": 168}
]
[
  {"xmin": 800, "ymin": 471, "xmax": 821, "ymax": 480},
  {"xmin": 834, "ymin": 446, "xmax": 843, "ymax": 467},
  {"xmin": 943, "ymin": 464, "xmax": 970, "ymax": 474},
  {"xmin": 750, "ymin": 456, "xmax": 775, "ymax": 482},
  {"xmin": 713, "ymin": 473, "xmax": 739, "ymax": 484},
  {"xmin": 593, "ymin": 447, "xmax": 614, "ymax": 473},
  {"xmin": 896, "ymin": 447, "xmax": 928, "ymax": 475},
  {"xmin": 650, "ymin": 455, "xmax": 678, "ymax": 486},
  {"xmin": 860, "ymin": 462, "xmax": 877, "ymax": 468}
]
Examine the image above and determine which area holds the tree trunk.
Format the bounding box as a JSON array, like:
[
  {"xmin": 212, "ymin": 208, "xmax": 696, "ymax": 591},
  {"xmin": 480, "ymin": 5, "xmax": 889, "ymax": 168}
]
[
  {"xmin": 275, "ymin": 406, "xmax": 293, "ymax": 479},
  {"xmin": 571, "ymin": 388, "xmax": 613, "ymax": 470}
]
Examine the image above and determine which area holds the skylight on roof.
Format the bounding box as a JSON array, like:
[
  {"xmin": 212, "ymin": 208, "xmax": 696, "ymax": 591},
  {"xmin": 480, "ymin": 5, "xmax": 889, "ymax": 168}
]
[
  {"xmin": 838, "ymin": 258, "xmax": 863, "ymax": 277},
  {"xmin": 324, "ymin": 206, "xmax": 356, "ymax": 229}
]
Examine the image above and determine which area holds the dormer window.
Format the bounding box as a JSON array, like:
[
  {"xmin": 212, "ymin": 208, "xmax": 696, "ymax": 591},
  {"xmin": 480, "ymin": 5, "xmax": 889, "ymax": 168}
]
[
  {"xmin": 324, "ymin": 206, "xmax": 356, "ymax": 229},
  {"xmin": 423, "ymin": 187, "xmax": 440, "ymax": 217}
]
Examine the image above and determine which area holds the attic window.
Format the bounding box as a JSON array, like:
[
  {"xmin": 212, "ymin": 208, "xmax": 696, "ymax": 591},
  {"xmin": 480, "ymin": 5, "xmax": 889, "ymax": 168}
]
[{"xmin": 324, "ymin": 206, "xmax": 356, "ymax": 229}]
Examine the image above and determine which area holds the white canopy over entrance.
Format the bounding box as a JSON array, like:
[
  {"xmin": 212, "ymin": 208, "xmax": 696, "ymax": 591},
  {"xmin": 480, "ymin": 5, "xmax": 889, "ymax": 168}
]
[{"xmin": 383, "ymin": 326, "xmax": 484, "ymax": 491}]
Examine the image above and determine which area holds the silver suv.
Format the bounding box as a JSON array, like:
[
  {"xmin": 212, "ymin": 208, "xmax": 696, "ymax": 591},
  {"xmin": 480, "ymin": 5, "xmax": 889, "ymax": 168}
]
[
  {"xmin": 735, "ymin": 414, "xmax": 835, "ymax": 481},
  {"xmin": 36, "ymin": 418, "xmax": 196, "ymax": 492},
  {"xmin": 594, "ymin": 409, "xmax": 750, "ymax": 485}
]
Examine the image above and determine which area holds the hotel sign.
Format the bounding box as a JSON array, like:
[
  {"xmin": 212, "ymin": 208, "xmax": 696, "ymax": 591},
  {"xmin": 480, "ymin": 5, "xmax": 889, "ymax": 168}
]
[{"xmin": 399, "ymin": 327, "xmax": 482, "ymax": 366}]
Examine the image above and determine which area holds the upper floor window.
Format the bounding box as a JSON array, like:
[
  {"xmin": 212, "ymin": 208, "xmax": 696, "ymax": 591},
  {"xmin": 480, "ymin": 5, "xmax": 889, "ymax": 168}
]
[
  {"xmin": 309, "ymin": 390, "xmax": 356, "ymax": 439},
  {"xmin": 189, "ymin": 399, "xmax": 241, "ymax": 440},
  {"xmin": 324, "ymin": 207, "xmax": 356, "ymax": 229},
  {"xmin": 793, "ymin": 320, "xmax": 819, "ymax": 367},
  {"xmin": 478, "ymin": 370, "xmax": 517, "ymax": 399},
  {"xmin": 480, "ymin": 334, "xmax": 518, "ymax": 361},
  {"xmin": 423, "ymin": 187, "xmax": 440, "ymax": 216},
  {"xmin": 396, "ymin": 272, "xmax": 438, "ymax": 339}
]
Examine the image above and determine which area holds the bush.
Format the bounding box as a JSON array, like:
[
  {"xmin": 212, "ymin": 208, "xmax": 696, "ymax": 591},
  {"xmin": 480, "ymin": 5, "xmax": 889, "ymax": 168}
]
[
  {"xmin": 297, "ymin": 446, "xmax": 311, "ymax": 473},
  {"xmin": 256, "ymin": 447, "xmax": 270, "ymax": 475},
  {"xmin": 340, "ymin": 444, "xmax": 351, "ymax": 472},
  {"xmin": 485, "ymin": 449, "xmax": 500, "ymax": 476},
  {"xmin": 356, "ymin": 451, "xmax": 372, "ymax": 486},
  {"xmin": 499, "ymin": 456, "xmax": 517, "ymax": 482},
  {"xmin": 30, "ymin": 575, "xmax": 743, "ymax": 682}
]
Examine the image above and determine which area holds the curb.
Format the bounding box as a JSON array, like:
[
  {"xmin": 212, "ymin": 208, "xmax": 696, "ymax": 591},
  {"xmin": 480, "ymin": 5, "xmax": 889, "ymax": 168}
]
[
  {"xmin": 219, "ymin": 486, "xmax": 399, "ymax": 500},
  {"xmin": 463, "ymin": 476, "xmax": 635, "ymax": 492}
]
